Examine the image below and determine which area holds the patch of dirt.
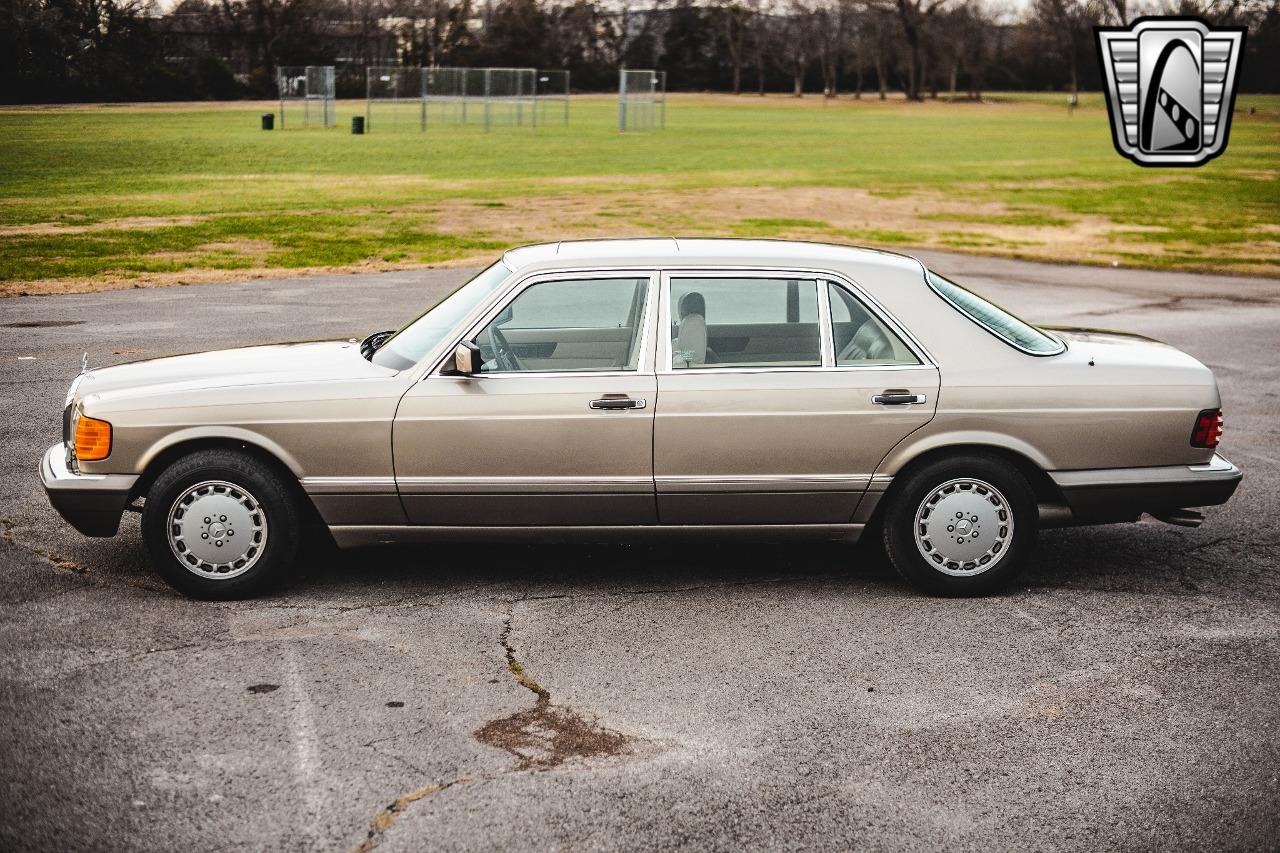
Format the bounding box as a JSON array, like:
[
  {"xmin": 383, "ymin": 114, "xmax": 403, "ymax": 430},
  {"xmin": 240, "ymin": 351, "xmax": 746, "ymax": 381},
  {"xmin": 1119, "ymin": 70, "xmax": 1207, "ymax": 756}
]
[
  {"xmin": 474, "ymin": 700, "xmax": 633, "ymax": 771},
  {"xmin": 0, "ymin": 255, "xmax": 486, "ymax": 298},
  {"xmin": 0, "ymin": 215, "xmax": 205, "ymax": 237},
  {"xmin": 6, "ymin": 182, "xmax": 1277, "ymax": 297}
]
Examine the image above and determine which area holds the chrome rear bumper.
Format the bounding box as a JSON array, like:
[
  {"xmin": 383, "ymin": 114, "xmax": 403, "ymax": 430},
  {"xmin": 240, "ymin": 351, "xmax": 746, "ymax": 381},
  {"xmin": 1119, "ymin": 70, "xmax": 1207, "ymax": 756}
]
[{"xmin": 40, "ymin": 444, "xmax": 138, "ymax": 537}]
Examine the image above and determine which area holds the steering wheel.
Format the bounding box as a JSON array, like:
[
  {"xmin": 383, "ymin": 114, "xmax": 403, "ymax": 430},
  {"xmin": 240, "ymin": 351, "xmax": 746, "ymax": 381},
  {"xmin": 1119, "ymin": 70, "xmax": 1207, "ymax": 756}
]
[{"xmin": 487, "ymin": 324, "xmax": 525, "ymax": 372}]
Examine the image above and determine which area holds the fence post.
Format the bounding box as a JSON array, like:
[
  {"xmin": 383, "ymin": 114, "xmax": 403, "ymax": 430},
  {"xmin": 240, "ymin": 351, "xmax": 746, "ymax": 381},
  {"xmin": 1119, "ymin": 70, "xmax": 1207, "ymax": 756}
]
[
  {"xmin": 619, "ymin": 68, "xmax": 627, "ymax": 132},
  {"xmin": 564, "ymin": 70, "xmax": 570, "ymax": 126},
  {"xmin": 659, "ymin": 72, "xmax": 666, "ymax": 130},
  {"xmin": 484, "ymin": 68, "xmax": 492, "ymax": 132}
]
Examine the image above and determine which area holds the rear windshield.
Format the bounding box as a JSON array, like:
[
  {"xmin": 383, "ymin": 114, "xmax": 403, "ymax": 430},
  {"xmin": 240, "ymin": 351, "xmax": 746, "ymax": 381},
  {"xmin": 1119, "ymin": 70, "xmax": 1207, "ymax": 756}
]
[{"xmin": 926, "ymin": 270, "xmax": 1064, "ymax": 355}]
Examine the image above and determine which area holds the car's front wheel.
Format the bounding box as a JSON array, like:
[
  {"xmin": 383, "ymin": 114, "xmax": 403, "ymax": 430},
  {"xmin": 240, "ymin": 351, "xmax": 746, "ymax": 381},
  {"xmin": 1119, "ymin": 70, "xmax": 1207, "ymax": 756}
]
[
  {"xmin": 882, "ymin": 453, "xmax": 1037, "ymax": 596},
  {"xmin": 142, "ymin": 448, "xmax": 301, "ymax": 599}
]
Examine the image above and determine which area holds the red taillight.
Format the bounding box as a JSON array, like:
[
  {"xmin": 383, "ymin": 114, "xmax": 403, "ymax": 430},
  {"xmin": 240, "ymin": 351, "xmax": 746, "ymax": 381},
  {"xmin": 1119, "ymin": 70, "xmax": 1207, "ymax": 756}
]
[{"xmin": 1191, "ymin": 408, "xmax": 1223, "ymax": 448}]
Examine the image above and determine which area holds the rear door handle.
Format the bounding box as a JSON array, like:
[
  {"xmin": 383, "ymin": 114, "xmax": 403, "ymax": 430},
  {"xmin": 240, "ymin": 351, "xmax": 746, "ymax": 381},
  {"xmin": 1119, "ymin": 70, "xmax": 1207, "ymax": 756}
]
[
  {"xmin": 872, "ymin": 392, "xmax": 927, "ymax": 406},
  {"xmin": 590, "ymin": 397, "xmax": 646, "ymax": 410}
]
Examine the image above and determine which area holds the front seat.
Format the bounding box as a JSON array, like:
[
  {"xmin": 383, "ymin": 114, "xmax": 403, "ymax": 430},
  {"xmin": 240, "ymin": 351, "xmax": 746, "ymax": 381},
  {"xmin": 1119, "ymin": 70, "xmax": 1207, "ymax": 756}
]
[
  {"xmin": 674, "ymin": 291, "xmax": 707, "ymax": 368},
  {"xmin": 839, "ymin": 319, "xmax": 893, "ymax": 362}
]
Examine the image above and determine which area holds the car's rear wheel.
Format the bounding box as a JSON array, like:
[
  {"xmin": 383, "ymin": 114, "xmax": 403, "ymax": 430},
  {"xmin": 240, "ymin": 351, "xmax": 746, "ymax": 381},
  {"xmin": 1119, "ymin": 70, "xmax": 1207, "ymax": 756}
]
[
  {"xmin": 142, "ymin": 448, "xmax": 301, "ymax": 599},
  {"xmin": 882, "ymin": 454, "xmax": 1037, "ymax": 596}
]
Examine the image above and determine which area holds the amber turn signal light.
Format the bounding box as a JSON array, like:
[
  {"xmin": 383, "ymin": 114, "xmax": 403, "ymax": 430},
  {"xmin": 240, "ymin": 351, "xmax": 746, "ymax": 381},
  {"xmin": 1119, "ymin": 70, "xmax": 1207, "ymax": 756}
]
[{"xmin": 74, "ymin": 415, "xmax": 112, "ymax": 461}]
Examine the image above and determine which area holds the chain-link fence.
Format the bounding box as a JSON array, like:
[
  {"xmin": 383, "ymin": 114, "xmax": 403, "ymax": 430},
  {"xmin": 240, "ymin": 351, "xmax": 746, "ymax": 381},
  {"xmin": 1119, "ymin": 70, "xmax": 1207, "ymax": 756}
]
[
  {"xmin": 423, "ymin": 67, "xmax": 537, "ymax": 131},
  {"xmin": 535, "ymin": 70, "xmax": 570, "ymax": 126},
  {"xmin": 618, "ymin": 69, "xmax": 666, "ymax": 132},
  {"xmin": 359, "ymin": 66, "xmax": 572, "ymax": 133},
  {"xmin": 365, "ymin": 66, "xmax": 426, "ymax": 132},
  {"xmin": 278, "ymin": 66, "xmax": 335, "ymax": 129}
]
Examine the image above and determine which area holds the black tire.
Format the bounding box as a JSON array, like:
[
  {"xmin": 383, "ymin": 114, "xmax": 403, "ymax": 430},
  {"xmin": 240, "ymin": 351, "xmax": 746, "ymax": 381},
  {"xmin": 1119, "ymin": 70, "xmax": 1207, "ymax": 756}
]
[
  {"xmin": 142, "ymin": 448, "xmax": 302, "ymax": 599},
  {"xmin": 881, "ymin": 453, "xmax": 1037, "ymax": 596}
]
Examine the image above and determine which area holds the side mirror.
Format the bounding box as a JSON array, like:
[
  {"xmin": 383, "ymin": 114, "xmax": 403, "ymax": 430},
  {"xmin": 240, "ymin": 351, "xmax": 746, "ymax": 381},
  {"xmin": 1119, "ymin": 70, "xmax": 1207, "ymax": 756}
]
[
  {"xmin": 495, "ymin": 304, "xmax": 514, "ymax": 325},
  {"xmin": 359, "ymin": 329, "xmax": 396, "ymax": 359},
  {"xmin": 449, "ymin": 341, "xmax": 483, "ymax": 376}
]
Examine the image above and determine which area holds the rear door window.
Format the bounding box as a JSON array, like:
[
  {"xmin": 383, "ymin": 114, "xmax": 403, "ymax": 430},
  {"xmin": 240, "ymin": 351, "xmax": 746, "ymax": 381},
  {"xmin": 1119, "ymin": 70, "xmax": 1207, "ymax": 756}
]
[{"xmin": 669, "ymin": 277, "xmax": 821, "ymax": 369}]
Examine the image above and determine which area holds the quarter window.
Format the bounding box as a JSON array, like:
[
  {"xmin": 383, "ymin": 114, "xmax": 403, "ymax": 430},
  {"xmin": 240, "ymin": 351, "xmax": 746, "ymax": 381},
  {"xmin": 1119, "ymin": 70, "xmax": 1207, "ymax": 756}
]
[
  {"xmin": 827, "ymin": 283, "xmax": 920, "ymax": 366},
  {"xmin": 474, "ymin": 277, "xmax": 649, "ymax": 373},
  {"xmin": 669, "ymin": 277, "xmax": 821, "ymax": 369}
]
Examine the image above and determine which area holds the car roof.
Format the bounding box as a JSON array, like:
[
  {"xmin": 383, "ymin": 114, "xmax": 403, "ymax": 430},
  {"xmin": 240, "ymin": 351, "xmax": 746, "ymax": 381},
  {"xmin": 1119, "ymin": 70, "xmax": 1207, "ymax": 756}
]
[{"xmin": 502, "ymin": 238, "xmax": 926, "ymax": 277}]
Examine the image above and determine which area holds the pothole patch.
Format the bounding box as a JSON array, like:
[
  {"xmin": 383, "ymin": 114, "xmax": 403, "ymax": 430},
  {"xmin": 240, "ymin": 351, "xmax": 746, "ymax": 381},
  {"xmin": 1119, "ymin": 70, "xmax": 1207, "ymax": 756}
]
[
  {"xmin": 3, "ymin": 320, "xmax": 85, "ymax": 328},
  {"xmin": 474, "ymin": 700, "xmax": 633, "ymax": 771}
]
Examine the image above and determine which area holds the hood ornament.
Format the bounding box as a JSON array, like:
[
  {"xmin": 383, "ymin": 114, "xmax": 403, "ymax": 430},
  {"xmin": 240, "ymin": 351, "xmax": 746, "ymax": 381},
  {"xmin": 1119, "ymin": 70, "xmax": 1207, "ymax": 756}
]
[{"xmin": 80, "ymin": 352, "xmax": 89, "ymax": 374}]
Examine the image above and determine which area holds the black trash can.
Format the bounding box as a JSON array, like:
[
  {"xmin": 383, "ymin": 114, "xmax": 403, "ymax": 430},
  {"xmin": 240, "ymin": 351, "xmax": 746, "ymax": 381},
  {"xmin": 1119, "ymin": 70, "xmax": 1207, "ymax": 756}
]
[
  {"xmin": 261, "ymin": 113, "xmax": 274, "ymax": 131},
  {"xmin": 351, "ymin": 116, "xmax": 365, "ymax": 135}
]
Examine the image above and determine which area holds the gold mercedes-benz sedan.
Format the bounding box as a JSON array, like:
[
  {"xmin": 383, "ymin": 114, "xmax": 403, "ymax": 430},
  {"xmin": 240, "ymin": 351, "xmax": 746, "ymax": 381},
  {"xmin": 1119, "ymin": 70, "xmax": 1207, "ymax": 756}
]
[{"xmin": 42, "ymin": 239, "xmax": 1241, "ymax": 598}]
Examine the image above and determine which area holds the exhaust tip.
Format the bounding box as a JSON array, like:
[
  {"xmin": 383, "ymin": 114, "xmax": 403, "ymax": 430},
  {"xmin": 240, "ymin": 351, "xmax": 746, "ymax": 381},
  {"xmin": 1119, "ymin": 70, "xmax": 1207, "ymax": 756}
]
[{"xmin": 1151, "ymin": 508, "xmax": 1205, "ymax": 528}]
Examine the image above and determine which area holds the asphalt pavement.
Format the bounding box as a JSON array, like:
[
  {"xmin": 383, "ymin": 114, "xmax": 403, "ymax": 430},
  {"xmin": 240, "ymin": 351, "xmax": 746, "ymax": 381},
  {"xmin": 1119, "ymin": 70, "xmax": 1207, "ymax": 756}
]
[{"xmin": 1, "ymin": 250, "xmax": 1277, "ymax": 851}]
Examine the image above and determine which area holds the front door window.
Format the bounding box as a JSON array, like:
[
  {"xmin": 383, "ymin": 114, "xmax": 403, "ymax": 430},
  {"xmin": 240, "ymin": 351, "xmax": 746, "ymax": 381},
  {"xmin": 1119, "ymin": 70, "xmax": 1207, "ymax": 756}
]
[{"xmin": 474, "ymin": 276, "xmax": 650, "ymax": 373}]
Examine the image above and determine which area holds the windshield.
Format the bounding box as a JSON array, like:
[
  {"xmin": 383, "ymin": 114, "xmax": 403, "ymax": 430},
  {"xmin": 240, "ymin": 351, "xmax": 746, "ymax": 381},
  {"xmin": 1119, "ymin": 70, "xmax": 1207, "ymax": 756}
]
[
  {"xmin": 925, "ymin": 270, "xmax": 1064, "ymax": 356},
  {"xmin": 372, "ymin": 261, "xmax": 512, "ymax": 370}
]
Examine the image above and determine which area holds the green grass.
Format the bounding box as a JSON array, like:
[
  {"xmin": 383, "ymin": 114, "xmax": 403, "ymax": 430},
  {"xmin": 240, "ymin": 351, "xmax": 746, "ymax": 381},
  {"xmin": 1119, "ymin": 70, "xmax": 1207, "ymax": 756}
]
[{"xmin": 0, "ymin": 92, "xmax": 1276, "ymax": 291}]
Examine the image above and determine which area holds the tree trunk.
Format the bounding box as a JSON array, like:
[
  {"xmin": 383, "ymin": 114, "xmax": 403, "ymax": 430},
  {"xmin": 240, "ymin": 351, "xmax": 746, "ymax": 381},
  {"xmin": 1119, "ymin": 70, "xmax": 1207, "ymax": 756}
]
[
  {"xmin": 793, "ymin": 68, "xmax": 804, "ymax": 97},
  {"xmin": 898, "ymin": 3, "xmax": 922, "ymax": 101},
  {"xmin": 948, "ymin": 59, "xmax": 957, "ymax": 101},
  {"xmin": 855, "ymin": 64, "xmax": 863, "ymax": 99},
  {"xmin": 876, "ymin": 54, "xmax": 886, "ymax": 99},
  {"xmin": 733, "ymin": 63, "xmax": 742, "ymax": 94}
]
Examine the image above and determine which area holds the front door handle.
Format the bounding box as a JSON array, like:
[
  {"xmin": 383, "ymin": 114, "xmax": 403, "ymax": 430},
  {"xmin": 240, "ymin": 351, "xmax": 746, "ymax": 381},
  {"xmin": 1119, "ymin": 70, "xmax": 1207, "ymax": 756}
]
[
  {"xmin": 872, "ymin": 391, "xmax": 927, "ymax": 406},
  {"xmin": 590, "ymin": 397, "xmax": 646, "ymax": 410}
]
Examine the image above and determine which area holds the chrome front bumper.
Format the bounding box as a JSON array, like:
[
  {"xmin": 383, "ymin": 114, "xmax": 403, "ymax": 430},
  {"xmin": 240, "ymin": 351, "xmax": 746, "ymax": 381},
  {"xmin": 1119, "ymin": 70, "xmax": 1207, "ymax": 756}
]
[
  {"xmin": 1049, "ymin": 453, "xmax": 1242, "ymax": 525},
  {"xmin": 40, "ymin": 444, "xmax": 139, "ymax": 537}
]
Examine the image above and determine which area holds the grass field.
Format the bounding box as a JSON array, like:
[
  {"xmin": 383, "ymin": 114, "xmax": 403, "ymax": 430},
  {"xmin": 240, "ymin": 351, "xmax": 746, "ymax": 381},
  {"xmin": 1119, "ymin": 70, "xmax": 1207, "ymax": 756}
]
[{"xmin": 0, "ymin": 92, "xmax": 1277, "ymax": 295}]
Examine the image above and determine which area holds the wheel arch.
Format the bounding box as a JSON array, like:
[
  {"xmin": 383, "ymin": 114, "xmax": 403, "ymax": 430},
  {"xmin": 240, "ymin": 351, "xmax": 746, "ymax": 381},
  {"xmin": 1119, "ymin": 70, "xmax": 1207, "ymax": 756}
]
[
  {"xmin": 131, "ymin": 431, "xmax": 307, "ymax": 506},
  {"xmin": 872, "ymin": 439, "xmax": 1068, "ymax": 527}
]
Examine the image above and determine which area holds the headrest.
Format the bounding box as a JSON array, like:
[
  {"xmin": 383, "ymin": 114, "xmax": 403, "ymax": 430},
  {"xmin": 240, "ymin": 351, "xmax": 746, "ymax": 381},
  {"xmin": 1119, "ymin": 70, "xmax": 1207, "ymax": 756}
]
[{"xmin": 678, "ymin": 291, "xmax": 705, "ymax": 319}]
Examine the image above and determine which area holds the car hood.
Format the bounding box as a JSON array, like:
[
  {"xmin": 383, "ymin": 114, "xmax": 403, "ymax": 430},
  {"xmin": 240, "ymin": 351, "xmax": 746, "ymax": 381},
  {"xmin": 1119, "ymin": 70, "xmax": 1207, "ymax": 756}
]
[{"xmin": 75, "ymin": 340, "xmax": 399, "ymax": 401}]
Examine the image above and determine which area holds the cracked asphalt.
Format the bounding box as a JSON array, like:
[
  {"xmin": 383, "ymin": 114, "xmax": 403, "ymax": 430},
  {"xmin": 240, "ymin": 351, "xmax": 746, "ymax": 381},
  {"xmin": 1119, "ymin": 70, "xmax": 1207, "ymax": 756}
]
[{"xmin": 1, "ymin": 250, "xmax": 1278, "ymax": 851}]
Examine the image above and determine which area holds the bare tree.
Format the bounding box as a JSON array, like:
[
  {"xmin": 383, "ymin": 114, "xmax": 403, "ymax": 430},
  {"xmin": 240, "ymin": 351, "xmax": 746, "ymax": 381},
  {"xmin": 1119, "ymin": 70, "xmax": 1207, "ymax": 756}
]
[
  {"xmin": 777, "ymin": 0, "xmax": 818, "ymax": 95},
  {"xmin": 880, "ymin": 0, "xmax": 947, "ymax": 100},
  {"xmin": 939, "ymin": 0, "xmax": 987, "ymax": 100},
  {"xmin": 862, "ymin": 2, "xmax": 897, "ymax": 98},
  {"xmin": 717, "ymin": 0, "xmax": 752, "ymax": 93},
  {"xmin": 393, "ymin": 0, "xmax": 475, "ymax": 66},
  {"xmin": 1028, "ymin": 0, "xmax": 1089, "ymax": 97},
  {"xmin": 746, "ymin": 0, "xmax": 770, "ymax": 94},
  {"xmin": 813, "ymin": 0, "xmax": 848, "ymax": 97}
]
